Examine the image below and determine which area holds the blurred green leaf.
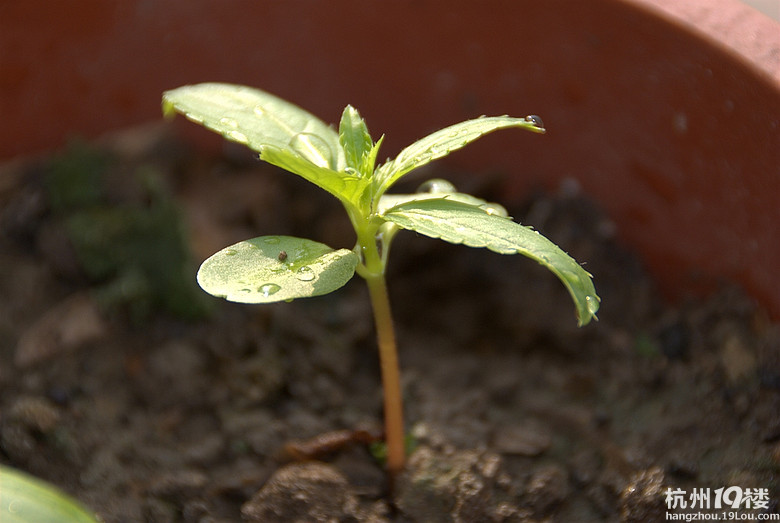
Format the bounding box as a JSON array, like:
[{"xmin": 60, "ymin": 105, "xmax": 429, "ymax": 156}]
[{"xmin": 0, "ymin": 465, "xmax": 99, "ymax": 523}]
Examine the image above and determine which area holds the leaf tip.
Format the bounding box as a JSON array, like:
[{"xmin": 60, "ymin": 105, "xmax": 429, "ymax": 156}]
[
  {"xmin": 577, "ymin": 294, "xmax": 601, "ymax": 326},
  {"xmin": 523, "ymin": 115, "xmax": 546, "ymax": 133},
  {"xmin": 161, "ymin": 98, "xmax": 176, "ymax": 119}
]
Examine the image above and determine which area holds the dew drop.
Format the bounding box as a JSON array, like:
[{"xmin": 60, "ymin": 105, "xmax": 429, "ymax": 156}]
[
  {"xmin": 585, "ymin": 295, "xmax": 600, "ymax": 315},
  {"xmin": 417, "ymin": 178, "xmax": 457, "ymax": 194},
  {"xmin": 259, "ymin": 283, "xmax": 281, "ymax": 297},
  {"xmin": 524, "ymin": 115, "xmax": 545, "ymax": 129},
  {"xmin": 483, "ymin": 203, "xmax": 508, "ymax": 217},
  {"xmin": 295, "ymin": 266, "xmax": 316, "ymax": 282},
  {"xmin": 289, "ymin": 132, "xmax": 333, "ymax": 168},
  {"xmin": 225, "ymin": 249, "xmax": 237, "ymax": 256},
  {"xmin": 262, "ymin": 236, "xmax": 281, "ymax": 244},
  {"xmin": 219, "ymin": 117, "xmax": 239, "ymax": 128},
  {"xmin": 228, "ymin": 130, "xmax": 249, "ymax": 144},
  {"xmin": 253, "ymin": 104, "xmax": 266, "ymax": 117},
  {"xmin": 239, "ymin": 288, "xmax": 251, "ymax": 293}
]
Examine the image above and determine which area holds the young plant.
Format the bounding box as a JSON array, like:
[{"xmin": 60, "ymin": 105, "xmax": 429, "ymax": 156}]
[{"xmin": 162, "ymin": 83, "xmax": 600, "ymax": 477}]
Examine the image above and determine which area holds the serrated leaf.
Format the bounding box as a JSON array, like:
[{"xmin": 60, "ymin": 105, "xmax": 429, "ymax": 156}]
[
  {"xmin": 374, "ymin": 116, "xmax": 545, "ymax": 194},
  {"xmin": 197, "ymin": 236, "xmax": 359, "ymax": 304},
  {"xmin": 339, "ymin": 105, "xmax": 374, "ymax": 174},
  {"xmin": 381, "ymin": 198, "xmax": 599, "ymax": 326},
  {"xmin": 1, "ymin": 465, "xmax": 100, "ymax": 523}
]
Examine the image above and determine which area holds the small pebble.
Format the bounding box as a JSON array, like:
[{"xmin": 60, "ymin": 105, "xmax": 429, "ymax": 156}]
[
  {"xmin": 9, "ymin": 396, "xmax": 61, "ymax": 432},
  {"xmin": 241, "ymin": 462, "xmax": 352, "ymax": 522}
]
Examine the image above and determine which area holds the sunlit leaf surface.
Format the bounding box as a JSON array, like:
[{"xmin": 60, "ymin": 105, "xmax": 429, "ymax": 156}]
[{"xmin": 197, "ymin": 236, "xmax": 359, "ymax": 304}]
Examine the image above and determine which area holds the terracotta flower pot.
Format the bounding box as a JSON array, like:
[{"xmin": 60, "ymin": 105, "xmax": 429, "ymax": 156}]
[{"xmin": 2, "ymin": 0, "xmax": 778, "ymax": 316}]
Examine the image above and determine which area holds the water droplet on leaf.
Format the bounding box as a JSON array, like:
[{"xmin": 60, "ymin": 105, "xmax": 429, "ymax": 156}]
[
  {"xmin": 263, "ymin": 237, "xmax": 281, "ymax": 244},
  {"xmin": 417, "ymin": 178, "xmax": 457, "ymax": 194},
  {"xmin": 295, "ymin": 266, "xmax": 316, "ymax": 282},
  {"xmin": 228, "ymin": 130, "xmax": 249, "ymax": 144},
  {"xmin": 219, "ymin": 117, "xmax": 239, "ymax": 128},
  {"xmin": 524, "ymin": 115, "xmax": 545, "ymax": 129},
  {"xmin": 225, "ymin": 249, "xmax": 237, "ymax": 256},
  {"xmin": 585, "ymin": 295, "xmax": 600, "ymax": 315},
  {"xmin": 259, "ymin": 283, "xmax": 281, "ymax": 297},
  {"xmin": 253, "ymin": 104, "xmax": 265, "ymax": 117},
  {"xmin": 484, "ymin": 203, "xmax": 508, "ymax": 217}
]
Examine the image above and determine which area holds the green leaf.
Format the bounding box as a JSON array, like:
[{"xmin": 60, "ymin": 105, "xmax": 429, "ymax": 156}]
[
  {"xmin": 374, "ymin": 115, "xmax": 545, "ymax": 195},
  {"xmin": 163, "ymin": 83, "xmax": 344, "ymax": 168},
  {"xmin": 163, "ymin": 83, "xmax": 375, "ymax": 206},
  {"xmin": 259, "ymin": 146, "xmax": 368, "ymax": 206},
  {"xmin": 339, "ymin": 105, "xmax": 374, "ymax": 174},
  {"xmin": 378, "ymin": 191, "xmax": 506, "ymax": 217},
  {"xmin": 365, "ymin": 135, "xmax": 384, "ymax": 178},
  {"xmin": 1, "ymin": 465, "xmax": 100, "ymax": 523},
  {"xmin": 381, "ymin": 198, "xmax": 600, "ymax": 326},
  {"xmin": 197, "ymin": 236, "xmax": 359, "ymax": 304}
]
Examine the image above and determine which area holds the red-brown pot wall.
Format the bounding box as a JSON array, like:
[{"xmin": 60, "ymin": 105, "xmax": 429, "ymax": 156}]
[{"xmin": 2, "ymin": 1, "xmax": 779, "ymax": 317}]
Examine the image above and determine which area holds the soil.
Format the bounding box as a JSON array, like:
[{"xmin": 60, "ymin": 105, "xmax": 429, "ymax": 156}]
[{"xmin": 1, "ymin": 125, "xmax": 779, "ymax": 522}]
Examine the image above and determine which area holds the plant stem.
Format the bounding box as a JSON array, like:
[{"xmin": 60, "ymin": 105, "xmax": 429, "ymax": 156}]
[{"xmin": 364, "ymin": 272, "xmax": 406, "ymax": 478}]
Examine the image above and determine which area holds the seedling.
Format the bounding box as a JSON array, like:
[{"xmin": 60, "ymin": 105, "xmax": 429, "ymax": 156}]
[{"xmin": 162, "ymin": 83, "xmax": 599, "ymax": 477}]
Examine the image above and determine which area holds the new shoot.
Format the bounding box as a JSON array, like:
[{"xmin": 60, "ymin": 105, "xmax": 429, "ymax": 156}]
[{"xmin": 162, "ymin": 83, "xmax": 600, "ymax": 479}]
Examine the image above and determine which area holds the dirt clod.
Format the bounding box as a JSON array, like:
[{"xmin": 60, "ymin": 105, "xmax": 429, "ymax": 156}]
[
  {"xmin": 241, "ymin": 461, "xmax": 386, "ymax": 523},
  {"xmin": 396, "ymin": 445, "xmax": 522, "ymax": 522},
  {"xmin": 525, "ymin": 464, "xmax": 570, "ymax": 515}
]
